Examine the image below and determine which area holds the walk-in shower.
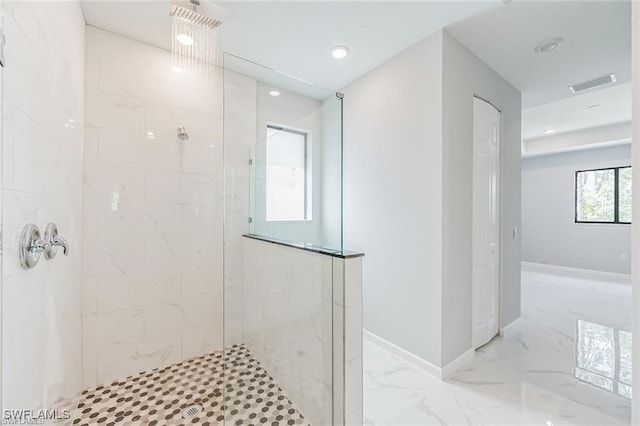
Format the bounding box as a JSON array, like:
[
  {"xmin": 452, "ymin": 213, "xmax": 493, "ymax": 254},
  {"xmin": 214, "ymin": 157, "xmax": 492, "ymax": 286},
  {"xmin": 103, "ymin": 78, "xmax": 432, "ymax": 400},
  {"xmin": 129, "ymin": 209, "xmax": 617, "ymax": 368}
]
[{"xmin": 0, "ymin": 2, "xmax": 362, "ymax": 423}]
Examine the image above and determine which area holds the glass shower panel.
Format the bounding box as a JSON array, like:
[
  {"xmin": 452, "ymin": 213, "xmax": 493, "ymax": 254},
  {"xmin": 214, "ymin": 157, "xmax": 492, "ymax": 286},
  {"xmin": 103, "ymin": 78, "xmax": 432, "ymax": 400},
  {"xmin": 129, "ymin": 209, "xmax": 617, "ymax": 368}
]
[
  {"xmin": 223, "ymin": 53, "xmax": 343, "ymax": 425},
  {"xmin": 248, "ymin": 96, "xmax": 343, "ymax": 251}
]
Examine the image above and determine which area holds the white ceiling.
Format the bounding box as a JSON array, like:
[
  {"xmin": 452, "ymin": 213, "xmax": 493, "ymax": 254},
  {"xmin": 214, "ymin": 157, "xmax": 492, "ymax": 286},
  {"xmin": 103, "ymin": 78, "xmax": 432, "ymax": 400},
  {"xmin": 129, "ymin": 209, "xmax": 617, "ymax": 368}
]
[
  {"xmin": 79, "ymin": 0, "xmax": 501, "ymax": 92},
  {"xmin": 522, "ymin": 82, "xmax": 631, "ymax": 140},
  {"xmin": 446, "ymin": 0, "xmax": 631, "ymax": 108},
  {"xmin": 80, "ymin": 0, "xmax": 632, "ymax": 154}
]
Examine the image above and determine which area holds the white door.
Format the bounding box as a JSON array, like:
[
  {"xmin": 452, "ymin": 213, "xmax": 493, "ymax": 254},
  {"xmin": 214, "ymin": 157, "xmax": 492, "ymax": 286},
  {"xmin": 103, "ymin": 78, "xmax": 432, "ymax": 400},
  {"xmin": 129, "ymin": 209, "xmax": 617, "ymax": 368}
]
[{"xmin": 472, "ymin": 96, "xmax": 501, "ymax": 349}]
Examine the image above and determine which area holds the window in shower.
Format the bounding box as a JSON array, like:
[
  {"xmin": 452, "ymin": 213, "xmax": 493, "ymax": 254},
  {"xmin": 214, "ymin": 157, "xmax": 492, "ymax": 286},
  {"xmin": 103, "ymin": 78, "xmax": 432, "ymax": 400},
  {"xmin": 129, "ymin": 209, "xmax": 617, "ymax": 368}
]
[{"xmin": 265, "ymin": 124, "xmax": 311, "ymax": 221}]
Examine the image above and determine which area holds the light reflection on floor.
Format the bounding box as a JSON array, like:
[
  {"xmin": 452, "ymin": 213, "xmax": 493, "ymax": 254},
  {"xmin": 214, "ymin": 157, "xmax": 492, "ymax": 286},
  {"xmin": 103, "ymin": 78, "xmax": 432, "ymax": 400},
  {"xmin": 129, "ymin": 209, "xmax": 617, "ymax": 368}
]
[{"xmin": 574, "ymin": 320, "xmax": 632, "ymax": 400}]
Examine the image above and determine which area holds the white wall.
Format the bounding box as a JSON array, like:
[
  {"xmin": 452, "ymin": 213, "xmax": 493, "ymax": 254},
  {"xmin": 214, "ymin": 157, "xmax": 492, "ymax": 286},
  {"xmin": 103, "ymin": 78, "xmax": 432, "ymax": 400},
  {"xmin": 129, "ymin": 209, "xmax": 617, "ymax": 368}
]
[
  {"xmin": 441, "ymin": 32, "xmax": 522, "ymax": 365},
  {"xmin": 522, "ymin": 145, "xmax": 631, "ymax": 274},
  {"xmin": 1, "ymin": 0, "xmax": 85, "ymax": 411},
  {"xmin": 82, "ymin": 27, "xmax": 223, "ymax": 388},
  {"xmin": 344, "ymin": 29, "xmax": 522, "ymax": 368},
  {"xmin": 344, "ymin": 31, "xmax": 444, "ymax": 366}
]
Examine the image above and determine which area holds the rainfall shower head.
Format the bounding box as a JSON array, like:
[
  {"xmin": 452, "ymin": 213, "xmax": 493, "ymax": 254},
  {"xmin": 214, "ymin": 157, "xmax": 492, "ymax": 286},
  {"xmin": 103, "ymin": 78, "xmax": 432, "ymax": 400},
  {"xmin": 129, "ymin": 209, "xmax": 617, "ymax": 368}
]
[
  {"xmin": 170, "ymin": 0, "xmax": 221, "ymax": 78},
  {"xmin": 169, "ymin": 1, "xmax": 222, "ymax": 30}
]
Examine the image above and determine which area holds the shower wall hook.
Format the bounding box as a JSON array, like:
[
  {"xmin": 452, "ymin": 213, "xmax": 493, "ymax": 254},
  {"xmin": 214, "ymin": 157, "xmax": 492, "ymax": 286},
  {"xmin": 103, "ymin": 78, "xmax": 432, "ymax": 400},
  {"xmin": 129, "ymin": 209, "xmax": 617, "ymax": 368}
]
[{"xmin": 19, "ymin": 224, "xmax": 49, "ymax": 270}]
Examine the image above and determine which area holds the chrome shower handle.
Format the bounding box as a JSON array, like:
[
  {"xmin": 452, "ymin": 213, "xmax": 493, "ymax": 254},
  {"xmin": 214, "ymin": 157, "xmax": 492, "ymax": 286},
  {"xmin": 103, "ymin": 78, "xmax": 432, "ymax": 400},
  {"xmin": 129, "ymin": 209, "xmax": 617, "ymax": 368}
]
[
  {"xmin": 20, "ymin": 224, "xmax": 50, "ymax": 269},
  {"xmin": 52, "ymin": 235, "xmax": 69, "ymax": 256},
  {"xmin": 44, "ymin": 223, "xmax": 69, "ymax": 259}
]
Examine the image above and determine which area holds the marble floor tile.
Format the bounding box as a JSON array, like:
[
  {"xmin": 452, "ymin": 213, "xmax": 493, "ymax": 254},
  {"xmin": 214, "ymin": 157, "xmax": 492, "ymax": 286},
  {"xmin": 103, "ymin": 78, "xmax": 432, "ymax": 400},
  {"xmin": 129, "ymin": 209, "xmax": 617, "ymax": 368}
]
[{"xmin": 364, "ymin": 267, "xmax": 631, "ymax": 425}]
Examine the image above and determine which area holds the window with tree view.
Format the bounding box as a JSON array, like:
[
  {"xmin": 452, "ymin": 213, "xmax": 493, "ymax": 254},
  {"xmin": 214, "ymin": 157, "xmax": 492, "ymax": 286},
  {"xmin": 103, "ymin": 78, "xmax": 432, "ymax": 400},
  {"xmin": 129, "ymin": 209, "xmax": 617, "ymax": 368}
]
[{"xmin": 575, "ymin": 166, "xmax": 632, "ymax": 224}]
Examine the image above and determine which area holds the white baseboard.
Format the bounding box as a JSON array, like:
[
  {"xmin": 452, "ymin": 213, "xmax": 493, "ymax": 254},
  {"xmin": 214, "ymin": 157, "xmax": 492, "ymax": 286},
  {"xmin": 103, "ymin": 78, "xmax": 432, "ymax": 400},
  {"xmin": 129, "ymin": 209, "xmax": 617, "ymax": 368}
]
[
  {"xmin": 363, "ymin": 330, "xmax": 474, "ymax": 380},
  {"xmin": 499, "ymin": 317, "xmax": 522, "ymax": 338},
  {"xmin": 364, "ymin": 329, "xmax": 442, "ymax": 379},
  {"xmin": 441, "ymin": 347, "xmax": 475, "ymax": 379},
  {"xmin": 521, "ymin": 261, "xmax": 631, "ymax": 283}
]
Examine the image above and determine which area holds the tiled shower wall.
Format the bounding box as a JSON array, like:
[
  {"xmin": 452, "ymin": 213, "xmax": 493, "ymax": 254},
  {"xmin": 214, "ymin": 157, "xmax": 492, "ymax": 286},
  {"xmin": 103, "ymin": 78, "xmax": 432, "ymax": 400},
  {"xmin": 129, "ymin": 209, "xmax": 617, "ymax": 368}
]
[
  {"xmin": 240, "ymin": 238, "xmax": 364, "ymax": 426},
  {"xmin": 81, "ymin": 27, "xmax": 223, "ymax": 388},
  {"xmin": 241, "ymin": 237, "xmax": 334, "ymax": 425},
  {"xmin": 1, "ymin": 0, "xmax": 85, "ymax": 411}
]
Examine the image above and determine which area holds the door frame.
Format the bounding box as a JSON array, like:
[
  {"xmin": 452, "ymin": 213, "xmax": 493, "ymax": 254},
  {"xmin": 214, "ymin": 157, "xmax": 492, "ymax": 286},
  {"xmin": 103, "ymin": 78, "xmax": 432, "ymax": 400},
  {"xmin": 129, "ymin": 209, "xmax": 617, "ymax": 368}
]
[{"xmin": 471, "ymin": 94, "xmax": 503, "ymax": 349}]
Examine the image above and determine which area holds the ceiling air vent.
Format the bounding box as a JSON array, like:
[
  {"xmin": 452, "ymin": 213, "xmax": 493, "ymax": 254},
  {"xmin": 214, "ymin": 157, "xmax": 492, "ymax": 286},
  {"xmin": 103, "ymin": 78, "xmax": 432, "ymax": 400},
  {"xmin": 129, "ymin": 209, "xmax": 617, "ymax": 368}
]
[{"xmin": 569, "ymin": 74, "xmax": 616, "ymax": 94}]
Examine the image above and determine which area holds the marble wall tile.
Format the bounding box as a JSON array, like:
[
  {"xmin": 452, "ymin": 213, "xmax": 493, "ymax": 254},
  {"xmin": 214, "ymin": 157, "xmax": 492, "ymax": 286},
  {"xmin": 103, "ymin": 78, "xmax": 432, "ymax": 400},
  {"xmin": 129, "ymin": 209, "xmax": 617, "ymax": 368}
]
[
  {"xmin": 2, "ymin": 100, "xmax": 15, "ymax": 189},
  {"xmin": 85, "ymin": 52, "xmax": 100, "ymax": 91},
  {"xmin": 84, "ymin": 164, "xmax": 146, "ymax": 205},
  {"xmin": 332, "ymin": 256, "xmax": 364, "ymax": 425},
  {"xmin": 82, "ymin": 200, "xmax": 99, "ymax": 240},
  {"xmin": 182, "ymin": 324, "xmax": 223, "ymax": 360},
  {"xmin": 144, "ymin": 170, "xmax": 220, "ymax": 205},
  {"xmin": 83, "ymin": 279, "xmax": 98, "ymax": 316},
  {"xmin": 83, "ymin": 308, "xmax": 145, "ymax": 347},
  {"xmin": 86, "ymin": 88, "xmax": 145, "ymax": 134},
  {"xmin": 83, "ymin": 27, "xmax": 224, "ymax": 388},
  {"xmin": 345, "ymin": 257, "xmax": 363, "ymax": 308},
  {"xmin": 99, "ymin": 55, "xmax": 184, "ymax": 108},
  {"xmin": 181, "ymin": 266, "xmax": 222, "ymax": 299},
  {"xmin": 242, "ymin": 238, "xmax": 336, "ymax": 425},
  {"xmin": 346, "ymin": 304, "xmax": 363, "ymax": 361},
  {"xmin": 84, "ymin": 126, "xmax": 99, "ymax": 165},
  {"xmin": 345, "ymin": 356, "xmax": 363, "ymax": 422},
  {"xmin": 86, "ymin": 26, "xmax": 147, "ymax": 66},
  {"xmin": 2, "ymin": 0, "xmax": 85, "ymax": 413},
  {"xmin": 97, "ymin": 270, "xmax": 181, "ymax": 313},
  {"xmin": 97, "ymin": 333, "xmax": 183, "ymax": 385},
  {"xmin": 82, "ymin": 238, "xmax": 145, "ymax": 278},
  {"xmin": 2, "ymin": 0, "xmax": 15, "ymax": 17},
  {"xmin": 82, "ymin": 348, "xmax": 99, "ymax": 390}
]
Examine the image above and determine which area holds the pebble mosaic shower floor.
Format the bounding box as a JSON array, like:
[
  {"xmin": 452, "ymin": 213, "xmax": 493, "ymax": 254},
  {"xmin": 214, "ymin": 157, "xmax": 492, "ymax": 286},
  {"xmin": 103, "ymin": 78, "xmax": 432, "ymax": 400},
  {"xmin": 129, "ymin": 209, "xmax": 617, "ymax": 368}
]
[{"xmin": 71, "ymin": 344, "xmax": 309, "ymax": 425}]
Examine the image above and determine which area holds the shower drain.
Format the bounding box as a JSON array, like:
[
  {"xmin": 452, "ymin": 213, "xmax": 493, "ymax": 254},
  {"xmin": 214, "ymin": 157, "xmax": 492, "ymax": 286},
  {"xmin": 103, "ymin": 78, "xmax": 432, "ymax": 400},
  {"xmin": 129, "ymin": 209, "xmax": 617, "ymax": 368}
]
[{"xmin": 182, "ymin": 404, "xmax": 203, "ymax": 419}]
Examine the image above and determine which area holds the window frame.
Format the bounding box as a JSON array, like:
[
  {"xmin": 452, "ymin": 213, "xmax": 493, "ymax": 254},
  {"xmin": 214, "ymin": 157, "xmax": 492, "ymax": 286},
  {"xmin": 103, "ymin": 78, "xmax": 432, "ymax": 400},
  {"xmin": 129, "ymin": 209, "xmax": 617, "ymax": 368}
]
[
  {"xmin": 574, "ymin": 165, "xmax": 631, "ymax": 225},
  {"xmin": 265, "ymin": 123, "xmax": 311, "ymax": 223}
]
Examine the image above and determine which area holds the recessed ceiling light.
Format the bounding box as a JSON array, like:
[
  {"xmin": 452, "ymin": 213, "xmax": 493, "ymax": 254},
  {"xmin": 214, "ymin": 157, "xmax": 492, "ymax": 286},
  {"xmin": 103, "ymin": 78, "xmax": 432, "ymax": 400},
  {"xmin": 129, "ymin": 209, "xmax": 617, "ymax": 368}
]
[
  {"xmin": 146, "ymin": 131, "xmax": 156, "ymax": 139},
  {"xmin": 587, "ymin": 104, "xmax": 601, "ymax": 109},
  {"xmin": 171, "ymin": 66, "xmax": 182, "ymax": 73},
  {"xmin": 269, "ymin": 90, "xmax": 280, "ymax": 97},
  {"xmin": 176, "ymin": 34, "xmax": 194, "ymax": 46},
  {"xmin": 331, "ymin": 45, "xmax": 350, "ymax": 59},
  {"xmin": 534, "ymin": 37, "xmax": 563, "ymax": 53},
  {"xmin": 544, "ymin": 129, "xmax": 556, "ymax": 134}
]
